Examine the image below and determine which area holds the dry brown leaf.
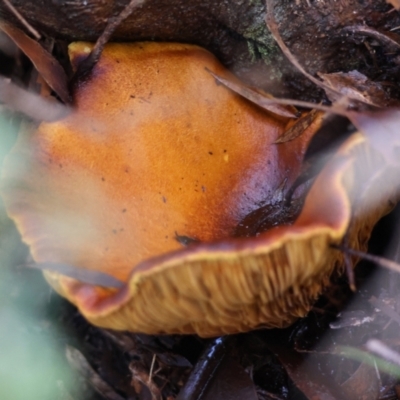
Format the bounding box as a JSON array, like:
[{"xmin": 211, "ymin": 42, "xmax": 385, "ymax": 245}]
[
  {"xmin": 318, "ymin": 71, "xmax": 393, "ymax": 108},
  {"xmin": 341, "ymin": 360, "xmax": 380, "ymax": 400},
  {"xmin": 271, "ymin": 344, "xmax": 349, "ymax": 400},
  {"xmin": 275, "ymin": 109, "xmax": 323, "ymax": 143},
  {"xmin": 0, "ymin": 22, "xmax": 70, "ymax": 103}
]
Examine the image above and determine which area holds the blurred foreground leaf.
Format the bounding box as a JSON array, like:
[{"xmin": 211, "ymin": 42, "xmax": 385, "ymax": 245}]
[
  {"xmin": 337, "ymin": 345, "xmax": 400, "ymax": 378},
  {"xmin": 0, "ymin": 113, "xmax": 77, "ymax": 400}
]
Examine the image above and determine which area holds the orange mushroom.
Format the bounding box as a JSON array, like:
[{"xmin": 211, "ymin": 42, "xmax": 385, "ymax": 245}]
[{"xmin": 1, "ymin": 42, "xmax": 395, "ymax": 337}]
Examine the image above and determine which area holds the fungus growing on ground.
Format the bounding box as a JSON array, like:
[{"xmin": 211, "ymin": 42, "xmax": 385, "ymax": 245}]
[{"xmin": 1, "ymin": 42, "xmax": 396, "ymax": 337}]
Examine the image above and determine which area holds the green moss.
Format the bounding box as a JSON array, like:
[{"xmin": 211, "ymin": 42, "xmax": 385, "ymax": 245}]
[
  {"xmin": 240, "ymin": 4, "xmax": 279, "ymax": 63},
  {"xmin": 248, "ymin": 0, "xmax": 267, "ymax": 7}
]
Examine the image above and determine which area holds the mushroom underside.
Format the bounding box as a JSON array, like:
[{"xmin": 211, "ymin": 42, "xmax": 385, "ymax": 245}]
[{"xmin": 48, "ymin": 132, "xmax": 398, "ymax": 336}]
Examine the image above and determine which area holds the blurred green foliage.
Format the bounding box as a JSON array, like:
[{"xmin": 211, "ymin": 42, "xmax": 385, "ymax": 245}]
[
  {"xmin": 0, "ymin": 114, "xmax": 77, "ymax": 400},
  {"xmin": 337, "ymin": 345, "xmax": 400, "ymax": 378}
]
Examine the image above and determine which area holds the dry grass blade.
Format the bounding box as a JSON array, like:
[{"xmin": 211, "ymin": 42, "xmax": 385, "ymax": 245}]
[
  {"xmin": 207, "ymin": 69, "xmax": 298, "ymax": 118},
  {"xmin": 209, "ymin": 70, "xmax": 347, "ymax": 116},
  {"xmin": 23, "ymin": 262, "xmax": 124, "ymax": 288},
  {"xmin": 0, "ymin": 22, "xmax": 70, "ymax": 103},
  {"xmin": 0, "ymin": 76, "xmax": 69, "ymax": 121},
  {"xmin": 129, "ymin": 360, "xmax": 162, "ymax": 400},
  {"xmin": 1, "ymin": 0, "xmax": 40, "ymax": 39}
]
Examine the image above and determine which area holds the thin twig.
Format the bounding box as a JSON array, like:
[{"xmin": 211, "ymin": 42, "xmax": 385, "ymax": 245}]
[
  {"xmin": 342, "ymin": 25, "xmax": 400, "ymax": 51},
  {"xmin": 74, "ymin": 0, "xmax": 145, "ymax": 80},
  {"xmin": 210, "ymin": 71, "xmax": 349, "ymax": 117},
  {"xmin": 148, "ymin": 354, "xmax": 157, "ymax": 384},
  {"xmin": 66, "ymin": 346, "xmax": 126, "ymax": 400},
  {"xmin": 342, "ymin": 232, "xmax": 356, "ymax": 292},
  {"xmin": 333, "ymin": 244, "xmax": 400, "ymax": 275},
  {"xmin": 344, "ymin": 250, "xmax": 356, "ymax": 291},
  {"xmin": 1, "ymin": 0, "xmax": 40, "ymax": 39},
  {"xmin": 265, "ymin": 0, "xmax": 385, "ymax": 111},
  {"xmin": 265, "ymin": 0, "xmax": 340, "ymax": 98}
]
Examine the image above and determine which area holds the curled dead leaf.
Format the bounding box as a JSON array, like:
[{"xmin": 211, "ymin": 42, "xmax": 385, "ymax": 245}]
[{"xmin": 0, "ymin": 22, "xmax": 70, "ymax": 103}]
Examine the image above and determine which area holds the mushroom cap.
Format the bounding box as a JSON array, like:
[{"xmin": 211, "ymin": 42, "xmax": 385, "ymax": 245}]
[
  {"xmin": 2, "ymin": 42, "xmax": 393, "ymax": 337},
  {"xmin": 1, "ymin": 41, "xmax": 319, "ymax": 280}
]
